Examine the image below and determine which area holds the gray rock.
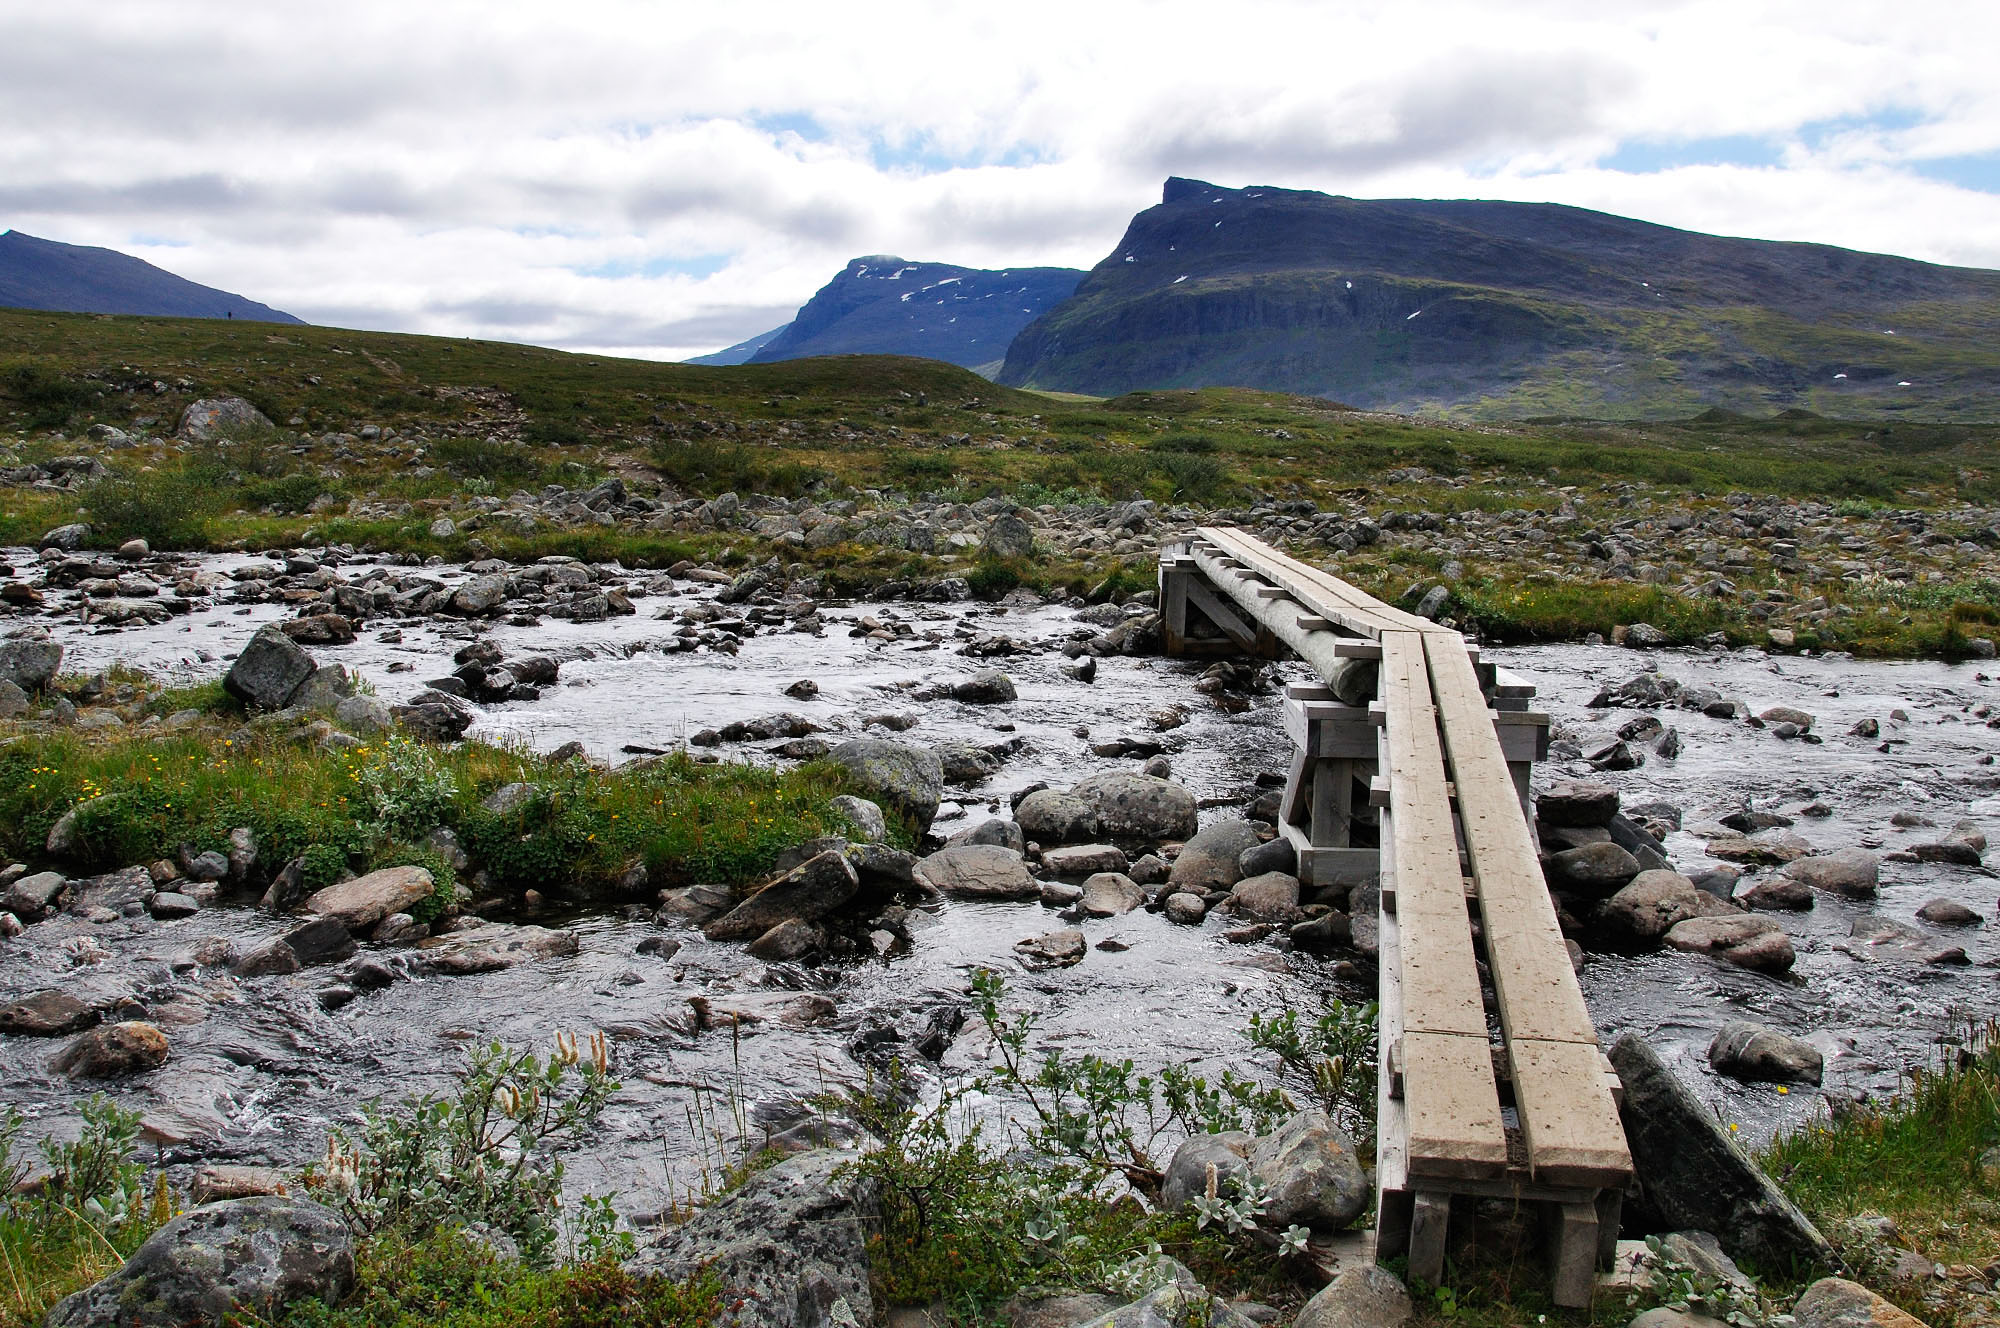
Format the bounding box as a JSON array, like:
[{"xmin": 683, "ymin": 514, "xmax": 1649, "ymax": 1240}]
[
  {"xmin": 1627, "ymin": 1311, "xmax": 1730, "ymax": 1328},
  {"xmin": 913, "ymin": 845, "xmax": 1039, "ymax": 900},
  {"xmin": 1160, "ymin": 1131, "xmax": 1252, "ymax": 1210},
  {"xmin": 1014, "ymin": 928, "xmax": 1087, "ymax": 969},
  {"xmin": 1599, "ymin": 870, "xmax": 1712, "ymax": 943},
  {"xmin": 637, "ymin": 1150, "xmax": 875, "ymax": 1328},
  {"xmin": 1781, "ymin": 849, "xmax": 1880, "ymax": 900},
  {"xmin": 184, "ymin": 850, "xmax": 230, "ymax": 882},
  {"xmin": 1708, "ymin": 1021, "xmax": 1824, "ymax": 1085},
  {"xmin": 1001, "ymin": 1291, "xmax": 1126, "ymax": 1328},
  {"xmin": 828, "ymin": 739, "xmax": 944, "ymax": 833},
  {"xmin": 2, "ymin": 869, "xmax": 69, "ymax": 919},
  {"xmin": 1232, "ymin": 872, "xmax": 1303, "ymax": 923},
  {"xmin": 1758, "ymin": 705, "xmax": 1815, "ymax": 732},
  {"xmin": 224, "ymin": 624, "xmax": 319, "ymax": 711},
  {"xmin": 303, "ymin": 866, "xmax": 434, "ymax": 930},
  {"xmin": 1610, "ymin": 1034, "xmax": 1835, "ymax": 1273},
  {"xmin": 449, "ymin": 573, "xmax": 511, "ymax": 615},
  {"xmin": 40, "ymin": 522, "xmax": 91, "ymax": 550},
  {"xmin": 53, "ymin": 1021, "xmax": 170, "ymax": 1078},
  {"xmin": 1293, "ymin": 1265, "xmax": 1412, "ymax": 1328},
  {"xmin": 1040, "ymin": 843, "xmax": 1129, "ymax": 877},
  {"xmin": 333, "ymin": 694, "xmax": 393, "ymax": 734},
  {"xmin": 231, "ymin": 939, "xmax": 302, "ymax": 978},
  {"xmin": 1664, "ymin": 915, "xmax": 1796, "ymax": 973},
  {"xmin": 982, "ymin": 515, "xmax": 1035, "ymax": 559},
  {"xmin": 67, "ymin": 865, "xmax": 153, "ymax": 915},
  {"xmin": 1164, "ymin": 893, "xmax": 1207, "ymax": 924},
  {"xmin": 1916, "ymin": 898, "xmax": 1983, "ymax": 926},
  {"xmin": 828, "ymin": 795, "xmax": 887, "ymax": 843},
  {"xmin": 1080, "ymin": 872, "xmax": 1146, "ymax": 917},
  {"xmin": 947, "ymin": 818, "xmax": 1027, "ymax": 854},
  {"xmin": 705, "ymin": 851, "xmax": 861, "ymax": 942},
  {"xmin": 1247, "ymin": 1109, "xmax": 1369, "ymax": 1230},
  {"xmin": 1538, "ymin": 781, "xmax": 1620, "ymax": 827},
  {"xmin": 951, "ymin": 670, "xmax": 1017, "ymax": 704},
  {"xmin": 283, "ymin": 916, "xmax": 359, "ymax": 967},
  {"xmin": 935, "ymin": 742, "xmax": 1004, "ymax": 784},
  {"xmin": 1166, "ymin": 820, "xmax": 1262, "ymax": 894},
  {"xmin": 0, "ymin": 636, "xmax": 62, "ymax": 692},
  {"xmin": 1070, "ymin": 1279, "xmax": 1247, "ymax": 1328},
  {"xmin": 0, "ymin": 679, "xmax": 27, "ymax": 718},
  {"xmin": 1737, "ymin": 874, "xmax": 1814, "ymax": 911},
  {"xmin": 46, "ymin": 1196, "xmax": 354, "ymax": 1327},
  {"xmin": 748, "ymin": 918, "xmax": 824, "ymax": 962},
  {"xmin": 177, "ymin": 396, "xmax": 274, "ymax": 442},
  {"xmin": 1070, "ymin": 772, "xmax": 1198, "ymax": 845},
  {"xmin": 149, "ymin": 891, "xmax": 201, "ymax": 919},
  {"xmin": 1790, "ymin": 1277, "xmax": 1926, "ymax": 1328},
  {"xmin": 0, "ymin": 989, "xmax": 98, "ymax": 1036},
  {"xmin": 1547, "ymin": 841, "xmax": 1643, "ymax": 894},
  {"xmin": 287, "ymin": 663, "xmax": 355, "ymax": 712},
  {"xmin": 1237, "ymin": 836, "xmax": 1297, "ymax": 878},
  {"xmin": 1014, "ymin": 789, "xmax": 1102, "ymax": 844}
]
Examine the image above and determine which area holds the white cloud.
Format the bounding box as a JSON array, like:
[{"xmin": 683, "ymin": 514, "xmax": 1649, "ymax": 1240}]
[{"xmin": 1, "ymin": 0, "xmax": 1996, "ymax": 358}]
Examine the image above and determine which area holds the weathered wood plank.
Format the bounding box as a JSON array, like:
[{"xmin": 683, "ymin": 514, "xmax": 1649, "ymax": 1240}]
[
  {"xmin": 1423, "ymin": 633, "xmax": 1599, "ymax": 1047},
  {"xmin": 1381, "ymin": 632, "xmax": 1487, "ymax": 1041},
  {"xmin": 1402, "ymin": 1032, "xmax": 1509, "ymax": 1177},
  {"xmin": 1198, "ymin": 526, "xmax": 1444, "ymax": 637},
  {"xmin": 1508, "ymin": 1038, "xmax": 1633, "ymax": 1188}
]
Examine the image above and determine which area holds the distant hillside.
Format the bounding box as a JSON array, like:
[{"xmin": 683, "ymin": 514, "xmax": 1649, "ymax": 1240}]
[
  {"xmin": 998, "ymin": 178, "xmax": 2000, "ymax": 419},
  {"xmin": 687, "ymin": 325, "xmax": 787, "ymax": 366},
  {"xmin": 746, "ymin": 256, "xmax": 1082, "ymax": 373},
  {"xmin": 0, "ymin": 230, "xmax": 302, "ymax": 324}
]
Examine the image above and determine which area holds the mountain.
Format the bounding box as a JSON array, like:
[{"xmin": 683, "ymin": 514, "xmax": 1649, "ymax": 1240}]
[
  {"xmin": 998, "ymin": 178, "xmax": 2000, "ymax": 419},
  {"xmin": 0, "ymin": 229, "xmax": 302, "ymax": 323},
  {"xmin": 687, "ymin": 325, "xmax": 787, "ymax": 366},
  {"xmin": 745, "ymin": 256, "xmax": 1082, "ymax": 374}
]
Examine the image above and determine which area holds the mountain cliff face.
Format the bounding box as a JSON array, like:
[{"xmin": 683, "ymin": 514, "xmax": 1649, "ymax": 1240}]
[
  {"xmin": 0, "ymin": 230, "xmax": 302, "ymax": 323},
  {"xmin": 998, "ymin": 179, "xmax": 2000, "ymax": 418},
  {"xmin": 747, "ymin": 256, "xmax": 1082, "ymax": 373}
]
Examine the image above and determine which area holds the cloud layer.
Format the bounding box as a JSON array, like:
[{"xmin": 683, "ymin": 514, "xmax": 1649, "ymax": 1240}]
[{"xmin": 4, "ymin": 0, "xmax": 1997, "ymax": 359}]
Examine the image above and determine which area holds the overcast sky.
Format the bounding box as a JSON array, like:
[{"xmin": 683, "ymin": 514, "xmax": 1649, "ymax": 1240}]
[{"xmin": 5, "ymin": 0, "xmax": 1998, "ymax": 361}]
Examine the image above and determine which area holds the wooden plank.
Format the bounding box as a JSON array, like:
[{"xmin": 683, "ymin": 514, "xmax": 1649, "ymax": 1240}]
[
  {"xmin": 1549, "ymin": 1201, "xmax": 1601, "ymax": 1308},
  {"xmin": 1380, "ymin": 632, "xmax": 1487, "ymax": 1042},
  {"xmin": 1409, "ymin": 1193, "xmax": 1452, "ymax": 1288},
  {"xmin": 1182, "ymin": 576, "xmax": 1262, "ymax": 652},
  {"xmin": 1198, "ymin": 526, "xmax": 1442, "ymax": 638},
  {"xmin": 1508, "ymin": 1039, "xmax": 1632, "ymax": 1188},
  {"xmin": 1423, "ymin": 633, "xmax": 1599, "ymax": 1048},
  {"xmin": 1402, "ymin": 1032, "xmax": 1509, "ymax": 1178}
]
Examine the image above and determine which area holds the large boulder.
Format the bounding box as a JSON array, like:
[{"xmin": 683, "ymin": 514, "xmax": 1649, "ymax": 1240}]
[
  {"xmin": 1781, "ymin": 849, "xmax": 1880, "ymax": 900},
  {"xmin": 1294, "ymin": 1265, "xmax": 1413, "ymax": 1328},
  {"xmin": 46, "ymin": 1196, "xmax": 353, "ymax": 1327},
  {"xmin": 0, "ymin": 636, "xmax": 62, "ymax": 693},
  {"xmin": 982, "ymin": 514, "xmax": 1035, "ymax": 559},
  {"xmin": 302, "ymin": 866, "xmax": 434, "ymax": 931},
  {"xmin": 0, "ymin": 989, "xmax": 98, "ymax": 1037},
  {"xmin": 1538, "ymin": 781, "xmax": 1620, "ymax": 827},
  {"xmin": 224, "ymin": 624, "xmax": 319, "ymax": 710},
  {"xmin": 828, "ymin": 739, "xmax": 944, "ymax": 834},
  {"xmin": 912, "ymin": 845, "xmax": 1039, "ymax": 900},
  {"xmin": 1546, "ymin": 841, "xmax": 1642, "ymax": 895},
  {"xmin": 951, "ymin": 670, "xmax": 1017, "ymax": 704},
  {"xmin": 1790, "ymin": 1277, "xmax": 1929, "ymax": 1328},
  {"xmin": 1609, "ymin": 1034, "xmax": 1836, "ymax": 1273},
  {"xmin": 1166, "ymin": 821, "xmax": 1262, "ymax": 894},
  {"xmin": 1664, "ymin": 915, "xmax": 1796, "ymax": 974},
  {"xmin": 1160, "ymin": 1131, "xmax": 1253, "ymax": 1210},
  {"xmin": 53, "ymin": 1021, "xmax": 170, "ymax": 1078},
  {"xmin": 705, "ymin": 851, "xmax": 860, "ymax": 942},
  {"xmin": 1070, "ymin": 772, "xmax": 1198, "ymax": 846},
  {"xmin": 177, "ymin": 396, "xmax": 274, "ymax": 442},
  {"xmin": 1708, "ymin": 1021, "xmax": 1824, "ymax": 1085},
  {"xmin": 637, "ymin": 1149, "xmax": 877, "ymax": 1328},
  {"xmin": 1015, "ymin": 789, "xmax": 1102, "ymax": 845},
  {"xmin": 1599, "ymin": 871, "xmax": 1717, "ymax": 944},
  {"xmin": 1246, "ymin": 1109, "xmax": 1369, "ymax": 1231},
  {"xmin": 449, "ymin": 573, "xmax": 511, "ymax": 616}
]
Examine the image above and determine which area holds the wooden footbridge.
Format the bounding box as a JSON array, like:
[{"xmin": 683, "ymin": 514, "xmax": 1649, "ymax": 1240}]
[{"xmin": 1161, "ymin": 528, "xmax": 1631, "ymax": 1307}]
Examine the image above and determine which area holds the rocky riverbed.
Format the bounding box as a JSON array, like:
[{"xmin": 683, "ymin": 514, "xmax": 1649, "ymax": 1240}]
[{"xmin": 2, "ymin": 541, "xmax": 1997, "ymax": 1231}]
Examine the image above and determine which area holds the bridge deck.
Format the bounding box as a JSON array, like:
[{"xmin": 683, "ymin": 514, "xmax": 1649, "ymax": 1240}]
[{"xmin": 1164, "ymin": 529, "xmax": 1632, "ymax": 1307}]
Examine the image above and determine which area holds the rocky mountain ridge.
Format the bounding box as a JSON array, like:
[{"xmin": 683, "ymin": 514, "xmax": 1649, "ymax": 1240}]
[{"xmin": 0, "ymin": 229, "xmax": 302, "ymax": 324}]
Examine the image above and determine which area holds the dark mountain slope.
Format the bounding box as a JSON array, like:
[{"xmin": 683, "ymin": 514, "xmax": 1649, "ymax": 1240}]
[
  {"xmin": 0, "ymin": 230, "xmax": 302, "ymax": 323},
  {"xmin": 748, "ymin": 256, "xmax": 1082, "ymax": 373},
  {"xmin": 998, "ymin": 179, "xmax": 2000, "ymax": 418},
  {"xmin": 687, "ymin": 325, "xmax": 786, "ymax": 366}
]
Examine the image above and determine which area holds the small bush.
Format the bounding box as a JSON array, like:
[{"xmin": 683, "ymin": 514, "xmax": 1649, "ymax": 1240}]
[
  {"xmin": 429, "ymin": 437, "xmax": 543, "ymax": 484},
  {"xmin": 648, "ymin": 438, "xmax": 824, "ymax": 499},
  {"xmin": 1, "ymin": 363, "xmax": 96, "ymax": 429},
  {"xmin": 82, "ymin": 465, "xmax": 227, "ymax": 548},
  {"xmin": 307, "ymin": 1039, "xmax": 619, "ymax": 1266}
]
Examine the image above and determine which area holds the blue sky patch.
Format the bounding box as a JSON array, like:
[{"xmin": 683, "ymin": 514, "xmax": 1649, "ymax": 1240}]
[
  {"xmin": 1907, "ymin": 154, "xmax": 2000, "ymax": 194},
  {"xmin": 1601, "ymin": 134, "xmax": 1784, "ymax": 173},
  {"xmin": 575, "ymin": 253, "xmax": 730, "ymax": 280}
]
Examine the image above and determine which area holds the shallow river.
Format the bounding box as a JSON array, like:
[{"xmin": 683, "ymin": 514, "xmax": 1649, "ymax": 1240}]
[{"xmin": 3, "ymin": 549, "xmax": 1996, "ymax": 1220}]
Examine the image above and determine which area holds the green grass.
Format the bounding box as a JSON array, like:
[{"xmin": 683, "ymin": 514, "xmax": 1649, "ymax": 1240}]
[
  {"xmin": 1762, "ymin": 1021, "xmax": 2000, "ymax": 1325},
  {"xmin": 0, "ymin": 722, "xmax": 856, "ymax": 897}
]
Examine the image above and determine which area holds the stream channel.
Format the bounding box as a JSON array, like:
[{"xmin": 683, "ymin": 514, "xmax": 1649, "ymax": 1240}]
[{"xmin": 4, "ymin": 549, "xmax": 1997, "ymax": 1222}]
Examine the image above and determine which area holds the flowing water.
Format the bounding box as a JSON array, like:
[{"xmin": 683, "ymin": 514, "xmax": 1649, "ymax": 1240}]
[{"xmin": 3, "ymin": 550, "xmax": 1997, "ymax": 1218}]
